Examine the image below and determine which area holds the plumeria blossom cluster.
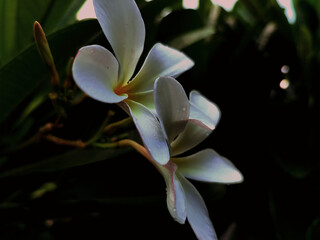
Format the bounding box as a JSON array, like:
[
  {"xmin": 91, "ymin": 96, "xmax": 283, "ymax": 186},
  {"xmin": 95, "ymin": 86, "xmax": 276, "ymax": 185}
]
[
  {"xmin": 146, "ymin": 76, "xmax": 243, "ymax": 239},
  {"xmin": 73, "ymin": 0, "xmax": 193, "ymax": 165},
  {"xmin": 72, "ymin": 0, "xmax": 243, "ymax": 239}
]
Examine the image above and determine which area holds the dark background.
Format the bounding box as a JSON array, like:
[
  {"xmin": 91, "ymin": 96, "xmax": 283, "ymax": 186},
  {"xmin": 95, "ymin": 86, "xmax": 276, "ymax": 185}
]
[{"xmin": 1, "ymin": 0, "xmax": 320, "ymax": 239}]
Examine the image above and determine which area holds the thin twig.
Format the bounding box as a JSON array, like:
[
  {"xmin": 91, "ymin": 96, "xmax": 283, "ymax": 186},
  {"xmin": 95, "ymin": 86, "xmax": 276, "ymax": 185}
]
[
  {"xmin": 44, "ymin": 134, "xmax": 87, "ymax": 148},
  {"xmin": 103, "ymin": 117, "xmax": 133, "ymax": 135}
]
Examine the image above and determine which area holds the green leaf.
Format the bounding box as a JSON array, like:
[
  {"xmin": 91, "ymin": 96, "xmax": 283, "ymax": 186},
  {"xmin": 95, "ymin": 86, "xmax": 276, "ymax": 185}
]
[
  {"xmin": 0, "ymin": 0, "xmax": 18, "ymax": 65},
  {"xmin": 0, "ymin": 0, "xmax": 86, "ymax": 66},
  {"xmin": 42, "ymin": 0, "xmax": 86, "ymax": 34},
  {"xmin": 0, "ymin": 19, "xmax": 102, "ymax": 125},
  {"xmin": 157, "ymin": 9, "xmax": 205, "ymax": 44},
  {"xmin": 0, "ymin": 147, "xmax": 131, "ymax": 178},
  {"xmin": 168, "ymin": 27, "xmax": 214, "ymax": 50}
]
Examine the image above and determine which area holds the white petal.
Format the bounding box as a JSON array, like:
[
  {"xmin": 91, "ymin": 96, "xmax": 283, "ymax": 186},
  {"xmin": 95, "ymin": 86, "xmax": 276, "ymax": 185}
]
[
  {"xmin": 126, "ymin": 43, "xmax": 194, "ymax": 93},
  {"xmin": 156, "ymin": 162, "xmax": 187, "ymax": 224},
  {"xmin": 173, "ymin": 149, "xmax": 244, "ymax": 184},
  {"xmin": 93, "ymin": 0, "xmax": 145, "ymax": 84},
  {"xmin": 171, "ymin": 91, "xmax": 220, "ymax": 156},
  {"xmin": 170, "ymin": 119, "xmax": 211, "ymax": 156},
  {"xmin": 189, "ymin": 90, "xmax": 220, "ymax": 130},
  {"xmin": 72, "ymin": 45, "xmax": 127, "ymax": 103},
  {"xmin": 120, "ymin": 100, "xmax": 170, "ymax": 165},
  {"xmin": 176, "ymin": 172, "xmax": 218, "ymax": 240},
  {"xmin": 154, "ymin": 77, "xmax": 190, "ymax": 143},
  {"xmin": 128, "ymin": 90, "xmax": 156, "ymax": 115}
]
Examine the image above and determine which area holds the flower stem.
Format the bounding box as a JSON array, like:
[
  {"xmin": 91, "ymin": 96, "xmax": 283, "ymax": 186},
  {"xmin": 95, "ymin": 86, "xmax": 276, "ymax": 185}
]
[
  {"xmin": 93, "ymin": 139, "xmax": 153, "ymax": 162},
  {"xmin": 86, "ymin": 110, "xmax": 115, "ymax": 145},
  {"xmin": 103, "ymin": 117, "xmax": 133, "ymax": 134},
  {"xmin": 44, "ymin": 135, "xmax": 87, "ymax": 148}
]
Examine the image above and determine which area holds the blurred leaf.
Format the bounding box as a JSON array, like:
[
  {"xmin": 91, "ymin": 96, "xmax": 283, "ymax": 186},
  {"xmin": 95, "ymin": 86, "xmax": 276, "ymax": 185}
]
[
  {"xmin": 297, "ymin": 25, "xmax": 313, "ymax": 62},
  {"xmin": 30, "ymin": 182, "xmax": 57, "ymax": 199},
  {"xmin": 307, "ymin": 218, "xmax": 320, "ymax": 240},
  {"xmin": 14, "ymin": 90, "xmax": 48, "ymax": 127},
  {"xmin": 157, "ymin": 9, "xmax": 204, "ymax": 44},
  {"xmin": 168, "ymin": 27, "xmax": 214, "ymax": 50},
  {"xmin": 0, "ymin": 19, "xmax": 101, "ymax": 125},
  {"xmin": 42, "ymin": 0, "xmax": 86, "ymax": 34},
  {"xmin": 295, "ymin": 0, "xmax": 319, "ymax": 36},
  {"xmin": 198, "ymin": 0, "xmax": 213, "ymax": 21},
  {"xmin": 0, "ymin": 0, "xmax": 18, "ymax": 66},
  {"xmin": 0, "ymin": 147, "xmax": 131, "ymax": 178},
  {"xmin": 139, "ymin": 0, "xmax": 182, "ymax": 50},
  {"xmin": 0, "ymin": 0, "xmax": 85, "ymax": 66}
]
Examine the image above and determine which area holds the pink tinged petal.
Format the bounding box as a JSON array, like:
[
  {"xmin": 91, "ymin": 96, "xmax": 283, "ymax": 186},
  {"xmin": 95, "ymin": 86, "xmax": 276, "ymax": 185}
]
[
  {"xmin": 170, "ymin": 119, "xmax": 212, "ymax": 156},
  {"xmin": 156, "ymin": 162, "xmax": 187, "ymax": 224},
  {"xmin": 93, "ymin": 0, "xmax": 145, "ymax": 84},
  {"xmin": 72, "ymin": 45, "xmax": 127, "ymax": 103},
  {"xmin": 176, "ymin": 172, "xmax": 218, "ymax": 240},
  {"xmin": 171, "ymin": 91, "xmax": 220, "ymax": 156},
  {"xmin": 154, "ymin": 77, "xmax": 190, "ymax": 143},
  {"xmin": 126, "ymin": 43, "xmax": 194, "ymax": 93},
  {"xmin": 189, "ymin": 90, "xmax": 220, "ymax": 130},
  {"xmin": 121, "ymin": 100, "xmax": 170, "ymax": 165},
  {"xmin": 173, "ymin": 149, "xmax": 244, "ymax": 184}
]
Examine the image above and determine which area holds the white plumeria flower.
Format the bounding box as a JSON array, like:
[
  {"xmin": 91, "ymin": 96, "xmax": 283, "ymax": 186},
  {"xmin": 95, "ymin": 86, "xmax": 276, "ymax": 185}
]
[
  {"xmin": 72, "ymin": 0, "xmax": 194, "ymax": 165},
  {"xmin": 151, "ymin": 76, "xmax": 244, "ymax": 240}
]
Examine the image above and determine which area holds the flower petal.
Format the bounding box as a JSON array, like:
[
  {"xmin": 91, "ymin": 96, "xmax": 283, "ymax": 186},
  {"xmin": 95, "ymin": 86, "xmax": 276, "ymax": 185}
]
[
  {"xmin": 72, "ymin": 45, "xmax": 127, "ymax": 103},
  {"xmin": 170, "ymin": 119, "xmax": 211, "ymax": 156},
  {"xmin": 120, "ymin": 100, "xmax": 170, "ymax": 165},
  {"xmin": 171, "ymin": 91, "xmax": 220, "ymax": 156},
  {"xmin": 156, "ymin": 162, "xmax": 187, "ymax": 224},
  {"xmin": 126, "ymin": 43, "xmax": 194, "ymax": 93},
  {"xmin": 154, "ymin": 77, "xmax": 190, "ymax": 143},
  {"xmin": 173, "ymin": 149, "xmax": 244, "ymax": 184},
  {"xmin": 190, "ymin": 90, "xmax": 220, "ymax": 130},
  {"xmin": 93, "ymin": 0, "xmax": 145, "ymax": 84},
  {"xmin": 128, "ymin": 90, "xmax": 156, "ymax": 115},
  {"xmin": 176, "ymin": 172, "xmax": 218, "ymax": 240}
]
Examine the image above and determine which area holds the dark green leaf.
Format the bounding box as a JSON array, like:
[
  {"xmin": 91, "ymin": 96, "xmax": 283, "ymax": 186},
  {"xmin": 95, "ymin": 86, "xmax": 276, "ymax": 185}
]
[
  {"xmin": 0, "ymin": 19, "xmax": 101, "ymax": 124},
  {"xmin": 42, "ymin": 0, "xmax": 86, "ymax": 34},
  {"xmin": 0, "ymin": 0, "xmax": 86, "ymax": 66},
  {"xmin": 0, "ymin": 147, "xmax": 131, "ymax": 177},
  {"xmin": 168, "ymin": 27, "xmax": 214, "ymax": 50}
]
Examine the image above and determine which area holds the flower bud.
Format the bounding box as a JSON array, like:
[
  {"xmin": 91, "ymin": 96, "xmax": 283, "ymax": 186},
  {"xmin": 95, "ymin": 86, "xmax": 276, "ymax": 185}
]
[{"xmin": 33, "ymin": 21, "xmax": 60, "ymax": 87}]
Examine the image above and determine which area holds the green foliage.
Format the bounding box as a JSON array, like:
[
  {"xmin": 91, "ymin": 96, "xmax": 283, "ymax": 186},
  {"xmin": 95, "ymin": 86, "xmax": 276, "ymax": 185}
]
[
  {"xmin": 0, "ymin": 0, "xmax": 320, "ymax": 239},
  {"xmin": 0, "ymin": 147, "xmax": 131, "ymax": 178},
  {"xmin": 0, "ymin": 0, "xmax": 86, "ymax": 67},
  {"xmin": 0, "ymin": 20, "xmax": 101, "ymax": 124}
]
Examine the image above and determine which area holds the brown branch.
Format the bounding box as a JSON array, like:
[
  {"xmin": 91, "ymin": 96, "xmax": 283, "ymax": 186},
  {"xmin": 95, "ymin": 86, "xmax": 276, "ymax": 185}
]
[{"xmin": 43, "ymin": 134, "xmax": 87, "ymax": 148}]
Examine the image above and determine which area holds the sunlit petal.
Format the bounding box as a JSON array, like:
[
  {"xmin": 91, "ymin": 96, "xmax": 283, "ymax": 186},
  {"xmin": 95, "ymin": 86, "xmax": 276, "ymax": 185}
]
[
  {"xmin": 176, "ymin": 172, "xmax": 218, "ymax": 240},
  {"xmin": 189, "ymin": 90, "xmax": 220, "ymax": 130},
  {"xmin": 72, "ymin": 45, "xmax": 127, "ymax": 103},
  {"xmin": 156, "ymin": 162, "xmax": 187, "ymax": 224},
  {"xmin": 121, "ymin": 100, "xmax": 170, "ymax": 165},
  {"xmin": 127, "ymin": 43, "xmax": 194, "ymax": 93},
  {"xmin": 154, "ymin": 77, "xmax": 190, "ymax": 143},
  {"xmin": 93, "ymin": 0, "xmax": 145, "ymax": 84},
  {"xmin": 173, "ymin": 149, "xmax": 243, "ymax": 183}
]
